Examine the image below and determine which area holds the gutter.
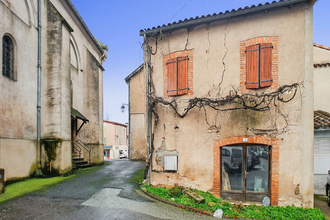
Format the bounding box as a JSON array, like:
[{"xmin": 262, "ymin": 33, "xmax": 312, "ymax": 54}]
[{"xmin": 140, "ymin": 0, "xmax": 312, "ymax": 36}]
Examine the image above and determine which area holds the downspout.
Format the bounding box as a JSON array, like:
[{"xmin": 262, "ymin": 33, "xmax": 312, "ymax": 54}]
[
  {"xmin": 128, "ymin": 84, "xmax": 131, "ymax": 159},
  {"xmin": 144, "ymin": 33, "xmax": 150, "ymax": 185},
  {"xmin": 37, "ymin": 0, "xmax": 42, "ymax": 169}
]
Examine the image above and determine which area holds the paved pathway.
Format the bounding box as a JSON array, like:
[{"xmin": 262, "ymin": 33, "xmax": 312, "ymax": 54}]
[{"xmin": 0, "ymin": 160, "xmax": 215, "ymax": 220}]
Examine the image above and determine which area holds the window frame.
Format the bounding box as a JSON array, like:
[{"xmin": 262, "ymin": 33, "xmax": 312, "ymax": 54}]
[
  {"xmin": 2, "ymin": 34, "xmax": 16, "ymax": 81},
  {"xmin": 240, "ymin": 37, "xmax": 278, "ymax": 93}
]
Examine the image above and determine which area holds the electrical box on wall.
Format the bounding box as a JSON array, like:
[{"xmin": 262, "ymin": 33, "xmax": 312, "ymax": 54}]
[{"xmin": 164, "ymin": 155, "xmax": 178, "ymax": 171}]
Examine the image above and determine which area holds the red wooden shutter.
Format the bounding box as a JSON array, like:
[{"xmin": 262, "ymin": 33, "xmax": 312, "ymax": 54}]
[
  {"xmin": 260, "ymin": 43, "xmax": 273, "ymax": 87},
  {"xmin": 177, "ymin": 56, "xmax": 189, "ymax": 95},
  {"xmin": 246, "ymin": 45, "xmax": 259, "ymax": 89},
  {"xmin": 167, "ymin": 58, "xmax": 177, "ymax": 96}
]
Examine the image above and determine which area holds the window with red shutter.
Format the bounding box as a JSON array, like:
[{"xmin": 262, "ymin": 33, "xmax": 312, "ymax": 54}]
[
  {"xmin": 166, "ymin": 56, "xmax": 189, "ymax": 96},
  {"xmin": 246, "ymin": 43, "xmax": 273, "ymax": 89}
]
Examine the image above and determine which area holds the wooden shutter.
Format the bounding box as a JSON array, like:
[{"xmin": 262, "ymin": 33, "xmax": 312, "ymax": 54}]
[
  {"xmin": 246, "ymin": 45, "xmax": 259, "ymax": 89},
  {"xmin": 260, "ymin": 43, "xmax": 273, "ymax": 87},
  {"xmin": 177, "ymin": 56, "xmax": 189, "ymax": 95},
  {"xmin": 167, "ymin": 58, "xmax": 177, "ymax": 96}
]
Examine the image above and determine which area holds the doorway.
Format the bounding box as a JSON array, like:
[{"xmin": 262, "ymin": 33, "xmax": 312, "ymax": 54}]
[{"xmin": 221, "ymin": 145, "xmax": 270, "ymax": 202}]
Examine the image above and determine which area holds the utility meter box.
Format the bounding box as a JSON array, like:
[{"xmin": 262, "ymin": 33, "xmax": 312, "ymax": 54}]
[{"xmin": 164, "ymin": 155, "xmax": 178, "ymax": 171}]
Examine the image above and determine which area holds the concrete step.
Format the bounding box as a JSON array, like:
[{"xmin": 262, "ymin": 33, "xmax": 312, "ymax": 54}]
[{"xmin": 76, "ymin": 163, "xmax": 92, "ymax": 168}]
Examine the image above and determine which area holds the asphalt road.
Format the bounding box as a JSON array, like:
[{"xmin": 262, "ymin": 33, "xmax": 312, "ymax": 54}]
[{"xmin": 0, "ymin": 160, "xmax": 216, "ymax": 220}]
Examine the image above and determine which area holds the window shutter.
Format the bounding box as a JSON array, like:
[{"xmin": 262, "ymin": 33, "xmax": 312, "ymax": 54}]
[
  {"xmin": 166, "ymin": 58, "xmax": 177, "ymax": 96},
  {"xmin": 177, "ymin": 56, "xmax": 189, "ymax": 95},
  {"xmin": 246, "ymin": 45, "xmax": 259, "ymax": 89},
  {"xmin": 260, "ymin": 43, "xmax": 272, "ymax": 87}
]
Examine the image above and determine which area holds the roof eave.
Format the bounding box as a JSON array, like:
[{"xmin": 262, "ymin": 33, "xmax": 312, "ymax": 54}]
[
  {"xmin": 61, "ymin": 0, "xmax": 106, "ymax": 55},
  {"xmin": 140, "ymin": 0, "xmax": 311, "ymax": 36},
  {"xmin": 125, "ymin": 64, "xmax": 144, "ymax": 83}
]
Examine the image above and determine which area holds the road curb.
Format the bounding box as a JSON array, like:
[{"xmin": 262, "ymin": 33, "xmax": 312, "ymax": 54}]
[{"xmin": 139, "ymin": 188, "xmax": 215, "ymax": 217}]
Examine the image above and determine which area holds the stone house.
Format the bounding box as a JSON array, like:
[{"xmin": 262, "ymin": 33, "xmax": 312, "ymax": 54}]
[
  {"xmin": 125, "ymin": 64, "xmax": 148, "ymax": 160},
  {"xmin": 313, "ymin": 43, "xmax": 330, "ymax": 195},
  {"xmin": 0, "ymin": 0, "xmax": 107, "ymax": 180},
  {"xmin": 138, "ymin": 0, "xmax": 315, "ymax": 207}
]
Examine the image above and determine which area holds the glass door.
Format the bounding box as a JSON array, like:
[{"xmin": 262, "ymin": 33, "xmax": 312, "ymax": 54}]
[{"xmin": 221, "ymin": 145, "xmax": 270, "ymax": 202}]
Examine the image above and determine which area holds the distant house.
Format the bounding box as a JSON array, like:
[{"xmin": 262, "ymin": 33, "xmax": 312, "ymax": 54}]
[
  {"xmin": 138, "ymin": 0, "xmax": 315, "ymax": 208},
  {"xmin": 313, "ymin": 43, "xmax": 330, "ymax": 195},
  {"xmin": 103, "ymin": 121, "xmax": 128, "ymax": 159},
  {"xmin": 0, "ymin": 0, "xmax": 107, "ymax": 180},
  {"xmin": 125, "ymin": 64, "xmax": 148, "ymax": 160}
]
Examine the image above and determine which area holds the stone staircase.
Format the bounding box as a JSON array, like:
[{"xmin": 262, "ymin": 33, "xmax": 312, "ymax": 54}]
[{"xmin": 72, "ymin": 140, "xmax": 92, "ymax": 169}]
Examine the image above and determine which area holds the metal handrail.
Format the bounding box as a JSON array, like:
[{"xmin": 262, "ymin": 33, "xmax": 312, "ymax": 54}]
[
  {"xmin": 76, "ymin": 139, "xmax": 91, "ymax": 163},
  {"xmin": 72, "ymin": 141, "xmax": 81, "ymax": 159}
]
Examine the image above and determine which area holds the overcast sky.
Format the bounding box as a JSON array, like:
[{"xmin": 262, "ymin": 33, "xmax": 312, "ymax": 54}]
[{"xmin": 71, "ymin": 0, "xmax": 330, "ymax": 125}]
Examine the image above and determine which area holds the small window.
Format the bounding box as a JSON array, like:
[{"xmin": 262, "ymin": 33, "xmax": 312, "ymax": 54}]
[
  {"xmin": 166, "ymin": 57, "xmax": 189, "ymax": 96},
  {"xmin": 246, "ymin": 43, "xmax": 272, "ymax": 89},
  {"xmin": 2, "ymin": 35, "xmax": 15, "ymax": 80}
]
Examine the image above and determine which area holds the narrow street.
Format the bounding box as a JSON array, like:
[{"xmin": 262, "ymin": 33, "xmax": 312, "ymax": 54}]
[{"xmin": 0, "ymin": 160, "xmax": 215, "ymax": 220}]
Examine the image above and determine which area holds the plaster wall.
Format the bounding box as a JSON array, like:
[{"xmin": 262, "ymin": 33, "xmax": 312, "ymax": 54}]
[
  {"xmin": 0, "ymin": 0, "xmax": 39, "ymax": 179},
  {"xmin": 128, "ymin": 69, "xmax": 148, "ymax": 160},
  {"xmin": 314, "ymin": 47, "xmax": 330, "ymax": 112},
  {"xmin": 103, "ymin": 121, "xmax": 127, "ymax": 146},
  {"xmin": 146, "ymin": 2, "xmax": 313, "ymax": 207},
  {"xmin": 314, "ymin": 46, "xmax": 330, "ymax": 64},
  {"xmin": 0, "ymin": 139, "xmax": 37, "ymax": 180}
]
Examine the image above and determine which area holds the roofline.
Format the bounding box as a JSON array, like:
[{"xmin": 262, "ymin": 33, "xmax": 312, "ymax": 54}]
[
  {"xmin": 125, "ymin": 64, "xmax": 144, "ymax": 83},
  {"xmin": 60, "ymin": 0, "xmax": 106, "ymax": 55},
  {"xmin": 313, "ymin": 43, "xmax": 330, "ymax": 51},
  {"xmin": 103, "ymin": 120, "xmax": 128, "ymax": 128},
  {"xmin": 314, "ymin": 63, "xmax": 330, "ymax": 68},
  {"xmin": 140, "ymin": 0, "xmax": 313, "ymax": 36}
]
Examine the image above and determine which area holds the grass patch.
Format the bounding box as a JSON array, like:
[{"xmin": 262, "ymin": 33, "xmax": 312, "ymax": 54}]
[
  {"xmin": 130, "ymin": 168, "xmax": 145, "ymax": 184},
  {"xmin": 141, "ymin": 185, "xmax": 327, "ymax": 220},
  {"xmin": 0, "ymin": 175, "xmax": 74, "ymax": 203}
]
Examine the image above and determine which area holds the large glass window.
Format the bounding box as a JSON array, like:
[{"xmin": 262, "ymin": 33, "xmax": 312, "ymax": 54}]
[{"xmin": 221, "ymin": 145, "xmax": 270, "ymax": 202}]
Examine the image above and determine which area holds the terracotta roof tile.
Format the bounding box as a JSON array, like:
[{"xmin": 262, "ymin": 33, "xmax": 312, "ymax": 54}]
[
  {"xmin": 314, "ymin": 110, "xmax": 330, "ymax": 129},
  {"xmin": 140, "ymin": 0, "xmax": 310, "ymax": 36},
  {"xmin": 313, "ymin": 43, "xmax": 330, "ymax": 51},
  {"xmin": 314, "ymin": 63, "xmax": 330, "ymax": 68}
]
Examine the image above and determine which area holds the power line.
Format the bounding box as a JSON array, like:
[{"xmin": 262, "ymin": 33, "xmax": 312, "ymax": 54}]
[{"xmin": 167, "ymin": 0, "xmax": 193, "ymax": 24}]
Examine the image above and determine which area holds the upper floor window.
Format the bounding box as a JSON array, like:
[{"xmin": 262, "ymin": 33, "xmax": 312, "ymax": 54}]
[
  {"xmin": 2, "ymin": 35, "xmax": 16, "ymax": 81},
  {"xmin": 246, "ymin": 43, "xmax": 273, "ymax": 89},
  {"xmin": 163, "ymin": 50, "xmax": 193, "ymax": 99},
  {"xmin": 240, "ymin": 37, "xmax": 278, "ymax": 93}
]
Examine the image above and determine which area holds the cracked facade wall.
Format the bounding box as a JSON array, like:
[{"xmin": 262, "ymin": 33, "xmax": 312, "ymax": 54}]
[{"xmin": 146, "ymin": 2, "xmax": 314, "ymax": 208}]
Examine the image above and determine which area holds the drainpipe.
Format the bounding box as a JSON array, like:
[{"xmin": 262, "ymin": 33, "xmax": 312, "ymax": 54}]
[
  {"xmin": 144, "ymin": 33, "xmax": 150, "ymax": 185},
  {"xmin": 37, "ymin": 0, "xmax": 42, "ymax": 168},
  {"xmin": 128, "ymin": 85, "xmax": 131, "ymax": 159}
]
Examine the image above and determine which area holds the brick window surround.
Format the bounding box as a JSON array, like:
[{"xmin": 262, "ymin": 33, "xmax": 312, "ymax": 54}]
[
  {"xmin": 212, "ymin": 136, "xmax": 279, "ymax": 205},
  {"xmin": 163, "ymin": 50, "xmax": 193, "ymax": 99},
  {"xmin": 240, "ymin": 37, "xmax": 278, "ymax": 93}
]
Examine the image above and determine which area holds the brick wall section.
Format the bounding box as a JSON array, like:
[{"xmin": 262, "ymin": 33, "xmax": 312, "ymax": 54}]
[
  {"xmin": 163, "ymin": 50, "xmax": 193, "ymax": 99},
  {"xmin": 213, "ymin": 136, "xmax": 279, "ymax": 206},
  {"xmin": 240, "ymin": 37, "xmax": 279, "ymax": 93}
]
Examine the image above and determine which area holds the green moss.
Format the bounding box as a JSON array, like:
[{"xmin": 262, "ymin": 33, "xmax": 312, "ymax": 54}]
[
  {"xmin": 230, "ymin": 108, "xmax": 267, "ymax": 128},
  {"xmin": 42, "ymin": 139, "xmax": 62, "ymax": 161}
]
